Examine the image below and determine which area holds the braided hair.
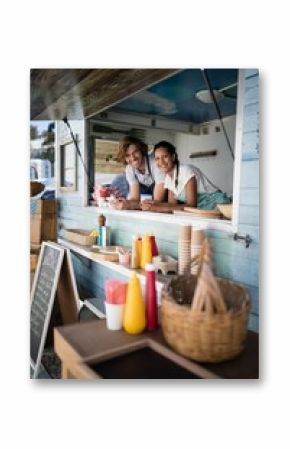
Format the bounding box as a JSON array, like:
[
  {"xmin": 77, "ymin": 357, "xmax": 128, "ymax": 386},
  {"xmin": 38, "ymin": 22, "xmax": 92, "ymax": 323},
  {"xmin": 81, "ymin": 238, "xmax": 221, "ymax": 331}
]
[{"xmin": 153, "ymin": 141, "xmax": 180, "ymax": 188}]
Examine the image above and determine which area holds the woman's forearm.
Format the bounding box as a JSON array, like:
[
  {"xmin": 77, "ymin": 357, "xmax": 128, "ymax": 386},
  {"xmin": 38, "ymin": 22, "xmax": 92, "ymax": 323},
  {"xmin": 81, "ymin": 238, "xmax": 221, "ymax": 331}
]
[
  {"xmin": 144, "ymin": 203, "xmax": 184, "ymax": 213},
  {"xmin": 112, "ymin": 198, "xmax": 141, "ymax": 210},
  {"xmin": 126, "ymin": 199, "xmax": 141, "ymax": 210}
]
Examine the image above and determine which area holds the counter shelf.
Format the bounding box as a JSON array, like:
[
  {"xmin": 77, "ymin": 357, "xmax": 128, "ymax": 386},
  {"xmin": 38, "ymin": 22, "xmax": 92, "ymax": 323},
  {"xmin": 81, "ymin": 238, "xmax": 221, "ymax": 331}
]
[
  {"xmin": 54, "ymin": 319, "xmax": 259, "ymax": 379},
  {"xmin": 58, "ymin": 238, "xmax": 173, "ymax": 306}
]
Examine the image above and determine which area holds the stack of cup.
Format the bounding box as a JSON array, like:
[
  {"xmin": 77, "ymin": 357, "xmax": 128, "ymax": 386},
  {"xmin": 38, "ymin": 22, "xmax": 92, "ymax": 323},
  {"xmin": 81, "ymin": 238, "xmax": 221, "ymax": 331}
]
[
  {"xmin": 190, "ymin": 227, "xmax": 205, "ymax": 275},
  {"xmin": 178, "ymin": 225, "xmax": 192, "ymax": 274},
  {"xmin": 104, "ymin": 280, "xmax": 127, "ymax": 331}
]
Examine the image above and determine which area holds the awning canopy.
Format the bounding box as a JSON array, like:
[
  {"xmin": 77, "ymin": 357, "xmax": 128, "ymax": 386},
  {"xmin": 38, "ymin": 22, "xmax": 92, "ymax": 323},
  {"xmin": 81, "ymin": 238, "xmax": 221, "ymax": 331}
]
[{"xmin": 30, "ymin": 69, "xmax": 179, "ymax": 120}]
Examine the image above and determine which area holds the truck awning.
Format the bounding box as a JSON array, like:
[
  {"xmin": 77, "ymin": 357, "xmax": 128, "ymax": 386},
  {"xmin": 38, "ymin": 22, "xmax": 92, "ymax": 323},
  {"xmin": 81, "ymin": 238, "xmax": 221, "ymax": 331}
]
[{"xmin": 30, "ymin": 69, "xmax": 179, "ymax": 120}]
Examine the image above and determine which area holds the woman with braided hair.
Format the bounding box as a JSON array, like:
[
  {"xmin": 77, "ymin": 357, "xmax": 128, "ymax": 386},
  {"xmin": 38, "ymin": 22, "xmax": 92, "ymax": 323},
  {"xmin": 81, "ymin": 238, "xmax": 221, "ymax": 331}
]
[{"xmin": 141, "ymin": 141, "xmax": 197, "ymax": 213}]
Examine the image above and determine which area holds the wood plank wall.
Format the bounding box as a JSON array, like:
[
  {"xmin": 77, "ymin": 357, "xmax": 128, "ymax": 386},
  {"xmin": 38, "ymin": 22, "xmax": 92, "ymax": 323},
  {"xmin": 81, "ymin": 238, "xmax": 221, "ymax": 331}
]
[
  {"xmin": 57, "ymin": 69, "xmax": 259, "ymax": 332},
  {"xmin": 237, "ymin": 69, "xmax": 259, "ymax": 331}
]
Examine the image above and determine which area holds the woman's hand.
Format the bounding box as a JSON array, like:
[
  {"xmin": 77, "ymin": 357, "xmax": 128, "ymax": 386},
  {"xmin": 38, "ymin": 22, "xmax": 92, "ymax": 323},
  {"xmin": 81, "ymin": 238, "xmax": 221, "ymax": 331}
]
[
  {"xmin": 141, "ymin": 201, "xmax": 153, "ymax": 211},
  {"xmin": 141, "ymin": 201, "xmax": 167, "ymax": 212},
  {"xmin": 111, "ymin": 198, "xmax": 128, "ymax": 210},
  {"xmin": 111, "ymin": 198, "xmax": 142, "ymax": 210},
  {"xmin": 140, "ymin": 199, "xmax": 160, "ymax": 210}
]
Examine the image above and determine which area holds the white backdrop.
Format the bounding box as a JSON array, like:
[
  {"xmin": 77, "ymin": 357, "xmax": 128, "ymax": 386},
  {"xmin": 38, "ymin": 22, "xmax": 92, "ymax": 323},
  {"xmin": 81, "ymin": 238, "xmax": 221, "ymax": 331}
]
[{"xmin": 1, "ymin": 1, "xmax": 288, "ymax": 448}]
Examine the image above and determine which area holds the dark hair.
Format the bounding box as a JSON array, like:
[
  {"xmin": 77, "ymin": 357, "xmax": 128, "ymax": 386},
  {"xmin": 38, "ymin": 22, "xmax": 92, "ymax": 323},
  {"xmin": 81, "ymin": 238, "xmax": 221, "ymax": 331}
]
[
  {"xmin": 154, "ymin": 141, "xmax": 179, "ymax": 188},
  {"xmin": 117, "ymin": 135, "xmax": 148, "ymax": 165}
]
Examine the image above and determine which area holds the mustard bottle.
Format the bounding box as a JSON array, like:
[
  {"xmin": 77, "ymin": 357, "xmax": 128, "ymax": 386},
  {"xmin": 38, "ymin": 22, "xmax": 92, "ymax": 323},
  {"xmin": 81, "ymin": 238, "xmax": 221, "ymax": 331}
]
[
  {"xmin": 136, "ymin": 235, "xmax": 142, "ymax": 267},
  {"xmin": 140, "ymin": 234, "xmax": 152, "ymax": 269},
  {"xmin": 131, "ymin": 235, "xmax": 139, "ymax": 269},
  {"xmin": 123, "ymin": 273, "xmax": 146, "ymax": 335}
]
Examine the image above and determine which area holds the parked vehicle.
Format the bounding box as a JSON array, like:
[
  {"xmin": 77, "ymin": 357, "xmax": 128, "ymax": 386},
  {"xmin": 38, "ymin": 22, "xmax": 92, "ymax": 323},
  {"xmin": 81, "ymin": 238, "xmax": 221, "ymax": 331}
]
[
  {"xmin": 30, "ymin": 158, "xmax": 51, "ymax": 180},
  {"xmin": 30, "ymin": 158, "xmax": 55, "ymax": 198}
]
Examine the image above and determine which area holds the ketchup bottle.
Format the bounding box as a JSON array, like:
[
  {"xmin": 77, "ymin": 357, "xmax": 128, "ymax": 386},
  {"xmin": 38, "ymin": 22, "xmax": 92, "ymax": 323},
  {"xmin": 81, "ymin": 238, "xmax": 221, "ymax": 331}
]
[
  {"xmin": 145, "ymin": 263, "xmax": 158, "ymax": 331},
  {"xmin": 149, "ymin": 233, "xmax": 159, "ymax": 257}
]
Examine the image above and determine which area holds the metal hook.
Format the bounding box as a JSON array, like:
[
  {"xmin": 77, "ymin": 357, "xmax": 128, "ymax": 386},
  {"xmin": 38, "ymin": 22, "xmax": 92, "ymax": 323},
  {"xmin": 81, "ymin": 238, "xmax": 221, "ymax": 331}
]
[{"xmin": 233, "ymin": 233, "xmax": 252, "ymax": 248}]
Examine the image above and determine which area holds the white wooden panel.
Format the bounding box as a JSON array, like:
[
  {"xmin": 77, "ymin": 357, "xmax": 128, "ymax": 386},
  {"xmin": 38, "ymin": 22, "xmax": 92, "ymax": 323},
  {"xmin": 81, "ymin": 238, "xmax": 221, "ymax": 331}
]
[
  {"xmin": 245, "ymin": 85, "xmax": 259, "ymax": 104},
  {"xmin": 213, "ymin": 251, "xmax": 259, "ymax": 286},
  {"xmin": 244, "ymin": 111, "xmax": 259, "ymax": 133},
  {"xmin": 239, "ymin": 205, "xmax": 259, "ymax": 226},
  {"xmin": 245, "ymin": 69, "xmax": 259, "ymax": 78},
  {"xmin": 240, "ymin": 188, "xmax": 259, "ymax": 206},
  {"xmin": 240, "ymin": 160, "xmax": 259, "ymax": 188}
]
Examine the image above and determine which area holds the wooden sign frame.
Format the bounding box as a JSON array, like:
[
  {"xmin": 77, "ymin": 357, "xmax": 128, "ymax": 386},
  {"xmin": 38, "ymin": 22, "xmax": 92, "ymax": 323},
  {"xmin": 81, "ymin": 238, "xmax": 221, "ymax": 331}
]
[{"xmin": 30, "ymin": 242, "xmax": 79, "ymax": 379}]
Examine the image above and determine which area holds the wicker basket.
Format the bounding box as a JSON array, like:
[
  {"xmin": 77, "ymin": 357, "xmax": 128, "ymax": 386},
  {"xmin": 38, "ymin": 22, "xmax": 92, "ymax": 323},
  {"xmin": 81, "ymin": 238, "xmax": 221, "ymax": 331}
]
[
  {"xmin": 161, "ymin": 277, "xmax": 250, "ymax": 362},
  {"xmin": 160, "ymin": 245, "xmax": 250, "ymax": 362}
]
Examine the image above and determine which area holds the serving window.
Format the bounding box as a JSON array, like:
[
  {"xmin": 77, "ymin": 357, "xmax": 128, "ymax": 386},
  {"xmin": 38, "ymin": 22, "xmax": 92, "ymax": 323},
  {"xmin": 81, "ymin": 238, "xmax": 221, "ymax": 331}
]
[{"xmin": 85, "ymin": 68, "xmax": 245, "ymax": 230}]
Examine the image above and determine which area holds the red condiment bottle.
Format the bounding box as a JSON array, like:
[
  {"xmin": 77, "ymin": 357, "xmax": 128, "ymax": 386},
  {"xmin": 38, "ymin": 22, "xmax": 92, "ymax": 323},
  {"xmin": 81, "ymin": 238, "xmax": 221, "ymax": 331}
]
[
  {"xmin": 145, "ymin": 263, "xmax": 158, "ymax": 331},
  {"xmin": 149, "ymin": 233, "xmax": 159, "ymax": 257}
]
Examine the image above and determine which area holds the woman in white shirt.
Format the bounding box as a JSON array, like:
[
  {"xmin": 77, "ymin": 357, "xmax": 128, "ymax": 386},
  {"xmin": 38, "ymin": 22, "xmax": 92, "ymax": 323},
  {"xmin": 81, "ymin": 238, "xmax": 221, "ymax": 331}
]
[{"xmin": 141, "ymin": 141, "xmax": 197, "ymax": 213}]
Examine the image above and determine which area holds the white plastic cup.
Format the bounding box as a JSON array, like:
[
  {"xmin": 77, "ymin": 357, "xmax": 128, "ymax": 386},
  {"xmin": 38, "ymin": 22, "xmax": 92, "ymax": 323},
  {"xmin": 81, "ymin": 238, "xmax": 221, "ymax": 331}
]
[
  {"xmin": 105, "ymin": 302, "xmax": 124, "ymax": 331},
  {"xmin": 119, "ymin": 253, "xmax": 131, "ymax": 266}
]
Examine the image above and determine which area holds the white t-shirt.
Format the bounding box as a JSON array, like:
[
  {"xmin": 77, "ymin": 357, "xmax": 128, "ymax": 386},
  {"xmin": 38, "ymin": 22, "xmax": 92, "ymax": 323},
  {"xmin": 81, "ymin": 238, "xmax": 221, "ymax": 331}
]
[
  {"xmin": 164, "ymin": 164, "xmax": 196, "ymax": 202},
  {"xmin": 125, "ymin": 153, "xmax": 165, "ymax": 187}
]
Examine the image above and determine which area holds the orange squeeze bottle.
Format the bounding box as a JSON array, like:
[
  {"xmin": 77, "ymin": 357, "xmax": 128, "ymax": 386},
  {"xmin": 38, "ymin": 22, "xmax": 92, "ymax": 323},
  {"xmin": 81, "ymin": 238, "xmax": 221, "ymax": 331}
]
[{"xmin": 140, "ymin": 234, "xmax": 152, "ymax": 269}]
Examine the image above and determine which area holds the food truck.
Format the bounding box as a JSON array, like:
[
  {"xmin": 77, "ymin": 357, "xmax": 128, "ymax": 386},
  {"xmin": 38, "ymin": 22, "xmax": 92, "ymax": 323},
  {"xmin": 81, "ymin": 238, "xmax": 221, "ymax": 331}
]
[{"xmin": 30, "ymin": 68, "xmax": 259, "ymax": 379}]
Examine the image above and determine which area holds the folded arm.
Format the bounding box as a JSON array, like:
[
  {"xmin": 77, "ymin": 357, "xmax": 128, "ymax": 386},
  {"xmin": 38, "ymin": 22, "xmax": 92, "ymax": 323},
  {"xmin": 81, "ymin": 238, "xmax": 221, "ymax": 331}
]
[{"xmin": 141, "ymin": 177, "xmax": 197, "ymax": 213}]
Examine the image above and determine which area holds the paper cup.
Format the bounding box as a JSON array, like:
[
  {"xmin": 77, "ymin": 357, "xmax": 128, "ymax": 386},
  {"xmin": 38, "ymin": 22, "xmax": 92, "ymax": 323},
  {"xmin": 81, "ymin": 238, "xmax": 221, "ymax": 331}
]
[
  {"xmin": 105, "ymin": 280, "xmax": 127, "ymax": 304},
  {"xmin": 178, "ymin": 236, "xmax": 191, "ymax": 274},
  {"xmin": 190, "ymin": 230, "xmax": 204, "ymax": 275},
  {"xmin": 105, "ymin": 302, "xmax": 124, "ymax": 331},
  {"xmin": 119, "ymin": 253, "xmax": 131, "ymax": 266},
  {"xmin": 191, "ymin": 228, "xmax": 205, "ymax": 244},
  {"xmin": 179, "ymin": 225, "xmax": 191, "ymax": 240}
]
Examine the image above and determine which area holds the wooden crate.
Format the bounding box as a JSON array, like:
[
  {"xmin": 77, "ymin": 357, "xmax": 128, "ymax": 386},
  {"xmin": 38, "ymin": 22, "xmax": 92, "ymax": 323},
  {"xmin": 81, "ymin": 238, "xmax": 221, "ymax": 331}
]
[
  {"xmin": 64, "ymin": 229, "xmax": 96, "ymax": 246},
  {"xmin": 30, "ymin": 254, "xmax": 39, "ymax": 272},
  {"xmin": 30, "ymin": 199, "xmax": 57, "ymax": 245},
  {"xmin": 30, "ymin": 245, "xmax": 41, "ymax": 272}
]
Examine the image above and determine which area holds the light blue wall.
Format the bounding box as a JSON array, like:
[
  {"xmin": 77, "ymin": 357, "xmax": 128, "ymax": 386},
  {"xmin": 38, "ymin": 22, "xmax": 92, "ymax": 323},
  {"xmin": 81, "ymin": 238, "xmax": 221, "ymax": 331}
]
[
  {"xmin": 57, "ymin": 69, "xmax": 259, "ymax": 332},
  {"xmin": 237, "ymin": 69, "xmax": 259, "ymax": 331}
]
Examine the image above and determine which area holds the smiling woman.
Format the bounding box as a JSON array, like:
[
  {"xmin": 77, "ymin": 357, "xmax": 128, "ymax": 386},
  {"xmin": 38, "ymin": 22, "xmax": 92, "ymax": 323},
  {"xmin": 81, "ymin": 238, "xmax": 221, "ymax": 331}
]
[{"xmin": 141, "ymin": 141, "xmax": 198, "ymax": 213}]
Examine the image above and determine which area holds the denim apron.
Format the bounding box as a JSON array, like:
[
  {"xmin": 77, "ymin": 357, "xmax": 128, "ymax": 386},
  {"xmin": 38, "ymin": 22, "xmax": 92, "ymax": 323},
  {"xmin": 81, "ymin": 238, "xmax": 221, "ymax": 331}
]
[{"xmin": 134, "ymin": 154, "xmax": 154, "ymax": 195}]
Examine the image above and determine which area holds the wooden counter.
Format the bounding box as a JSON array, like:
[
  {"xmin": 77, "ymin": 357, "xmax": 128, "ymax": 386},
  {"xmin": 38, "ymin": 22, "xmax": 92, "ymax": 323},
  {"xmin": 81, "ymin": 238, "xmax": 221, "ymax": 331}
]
[{"xmin": 54, "ymin": 320, "xmax": 259, "ymax": 379}]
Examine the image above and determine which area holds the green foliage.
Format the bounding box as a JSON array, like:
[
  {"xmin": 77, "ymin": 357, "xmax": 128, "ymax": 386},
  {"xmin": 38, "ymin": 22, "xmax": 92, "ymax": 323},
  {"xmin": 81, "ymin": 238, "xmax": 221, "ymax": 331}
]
[
  {"xmin": 40, "ymin": 147, "xmax": 55, "ymax": 167},
  {"xmin": 42, "ymin": 131, "xmax": 54, "ymax": 145},
  {"xmin": 30, "ymin": 125, "xmax": 38, "ymax": 139}
]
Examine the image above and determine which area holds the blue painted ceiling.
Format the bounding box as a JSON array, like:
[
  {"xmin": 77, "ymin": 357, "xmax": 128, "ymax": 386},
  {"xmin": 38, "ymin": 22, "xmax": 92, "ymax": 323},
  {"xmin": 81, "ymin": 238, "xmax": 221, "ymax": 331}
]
[{"xmin": 111, "ymin": 69, "xmax": 238, "ymax": 124}]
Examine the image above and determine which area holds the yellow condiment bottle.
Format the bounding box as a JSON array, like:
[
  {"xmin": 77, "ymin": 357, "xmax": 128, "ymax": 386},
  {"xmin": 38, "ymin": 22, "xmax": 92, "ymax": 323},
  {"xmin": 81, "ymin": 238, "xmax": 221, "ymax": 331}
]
[
  {"xmin": 123, "ymin": 273, "xmax": 146, "ymax": 335},
  {"xmin": 140, "ymin": 234, "xmax": 152, "ymax": 269},
  {"xmin": 131, "ymin": 235, "xmax": 139, "ymax": 269},
  {"xmin": 136, "ymin": 235, "xmax": 142, "ymax": 268}
]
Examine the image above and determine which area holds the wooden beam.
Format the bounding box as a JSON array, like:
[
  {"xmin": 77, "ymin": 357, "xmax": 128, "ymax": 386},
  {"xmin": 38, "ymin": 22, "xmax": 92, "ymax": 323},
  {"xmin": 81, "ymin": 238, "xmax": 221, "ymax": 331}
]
[
  {"xmin": 31, "ymin": 69, "xmax": 179, "ymax": 120},
  {"xmin": 189, "ymin": 150, "xmax": 218, "ymax": 158},
  {"xmin": 30, "ymin": 69, "xmax": 94, "ymax": 119}
]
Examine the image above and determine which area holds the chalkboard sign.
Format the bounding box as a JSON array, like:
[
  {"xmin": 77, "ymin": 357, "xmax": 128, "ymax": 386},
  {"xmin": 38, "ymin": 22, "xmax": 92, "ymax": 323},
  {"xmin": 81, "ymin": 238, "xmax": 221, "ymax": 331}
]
[{"xmin": 30, "ymin": 242, "xmax": 65, "ymax": 378}]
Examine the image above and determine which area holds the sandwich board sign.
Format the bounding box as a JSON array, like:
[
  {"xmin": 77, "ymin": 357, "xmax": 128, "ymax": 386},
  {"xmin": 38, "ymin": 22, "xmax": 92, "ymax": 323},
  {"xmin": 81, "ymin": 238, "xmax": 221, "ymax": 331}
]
[{"xmin": 30, "ymin": 241, "xmax": 79, "ymax": 379}]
